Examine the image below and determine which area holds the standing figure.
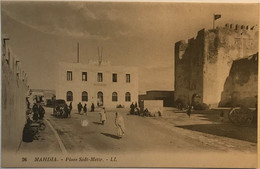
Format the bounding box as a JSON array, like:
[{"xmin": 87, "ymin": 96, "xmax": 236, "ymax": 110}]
[
  {"xmin": 78, "ymin": 102, "xmax": 83, "ymax": 114},
  {"xmin": 32, "ymin": 103, "xmax": 38, "ymax": 114},
  {"xmin": 130, "ymin": 102, "xmax": 135, "ymax": 115},
  {"xmin": 38, "ymin": 104, "xmax": 45, "ymax": 120},
  {"xmin": 91, "ymin": 103, "xmax": 95, "ymax": 112},
  {"xmin": 63, "ymin": 104, "xmax": 69, "ymax": 118},
  {"xmin": 187, "ymin": 106, "xmax": 191, "ymax": 118},
  {"xmin": 100, "ymin": 107, "xmax": 107, "ymax": 125},
  {"xmin": 32, "ymin": 103, "xmax": 39, "ymax": 121},
  {"xmin": 134, "ymin": 102, "xmax": 138, "ymax": 108},
  {"xmin": 68, "ymin": 102, "xmax": 72, "ymax": 117},
  {"xmin": 83, "ymin": 104, "xmax": 87, "ymax": 116},
  {"xmin": 69, "ymin": 102, "xmax": 72, "ymax": 110},
  {"xmin": 26, "ymin": 97, "xmax": 30, "ymax": 109},
  {"xmin": 115, "ymin": 112, "xmax": 125, "ymax": 139},
  {"xmin": 22, "ymin": 118, "xmax": 35, "ymax": 142},
  {"xmin": 33, "ymin": 111, "xmax": 39, "ymax": 121}
]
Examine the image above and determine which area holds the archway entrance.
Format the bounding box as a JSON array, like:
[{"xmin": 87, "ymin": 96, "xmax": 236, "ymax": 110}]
[
  {"xmin": 191, "ymin": 93, "xmax": 201, "ymax": 105},
  {"xmin": 97, "ymin": 91, "xmax": 103, "ymax": 107}
]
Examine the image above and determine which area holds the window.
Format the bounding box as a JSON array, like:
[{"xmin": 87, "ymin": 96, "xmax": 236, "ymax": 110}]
[
  {"xmin": 67, "ymin": 71, "xmax": 72, "ymax": 81},
  {"xmin": 66, "ymin": 91, "xmax": 73, "ymax": 101},
  {"xmin": 126, "ymin": 74, "xmax": 130, "ymax": 83},
  {"xmin": 125, "ymin": 92, "xmax": 131, "ymax": 102},
  {"xmin": 112, "ymin": 92, "xmax": 118, "ymax": 102},
  {"xmin": 97, "ymin": 73, "xmax": 103, "ymax": 82},
  {"xmin": 82, "ymin": 72, "xmax": 87, "ymax": 81},
  {"xmin": 82, "ymin": 91, "xmax": 88, "ymax": 101},
  {"xmin": 112, "ymin": 73, "xmax": 117, "ymax": 82}
]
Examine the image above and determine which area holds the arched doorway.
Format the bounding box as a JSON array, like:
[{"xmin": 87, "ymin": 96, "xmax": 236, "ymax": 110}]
[
  {"xmin": 191, "ymin": 93, "xmax": 201, "ymax": 105},
  {"xmin": 97, "ymin": 91, "xmax": 103, "ymax": 107}
]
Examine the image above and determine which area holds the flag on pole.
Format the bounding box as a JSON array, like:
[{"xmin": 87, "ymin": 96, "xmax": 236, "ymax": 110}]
[{"xmin": 214, "ymin": 14, "xmax": 221, "ymax": 20}]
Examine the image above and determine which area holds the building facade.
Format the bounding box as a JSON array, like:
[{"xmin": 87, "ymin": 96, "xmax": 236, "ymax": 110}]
[
  {"xmin": 174, "ymin": 24, "xmax": 258, "ymax": 107},
  {"xmin": 55, "ymin": 61, "xmax": 138, "ymax": 109}
]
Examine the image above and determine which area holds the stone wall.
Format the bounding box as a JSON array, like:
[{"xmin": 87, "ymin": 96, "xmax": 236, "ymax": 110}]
[
  {"xmin": 219, "ymin": 53, "xmax": 258, "ymax": 107},
  {"xmin": 203, "ymin": 25, "xmax": 258, "ymax": 106},
  {"xmin": 174, "ymin": 24, "xmax": 258, "ymax": 107},
  {"xmin": 2, "ymin": 37, "xmax": 29, "ymax": 153}
]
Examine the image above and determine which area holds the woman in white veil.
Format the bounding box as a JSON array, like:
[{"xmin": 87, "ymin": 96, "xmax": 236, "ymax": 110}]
[{"xmin": 115, "ymin": 112, "xmax": 125, "ymax": 139}]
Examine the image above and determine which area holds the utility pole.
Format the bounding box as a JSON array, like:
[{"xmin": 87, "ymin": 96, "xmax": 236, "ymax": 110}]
[
  {"xmin": 77, "ymin": 42, "xmax": 80, "ymax": 63},
  {"xmin": 213, "ymin": 14, "xmax": 215, "ymax": 29}
]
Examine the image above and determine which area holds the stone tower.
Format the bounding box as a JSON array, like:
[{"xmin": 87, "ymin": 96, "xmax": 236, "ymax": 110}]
[{"xmin": 174, "ymin": 24, "xmax": 258, "ymax": 108}]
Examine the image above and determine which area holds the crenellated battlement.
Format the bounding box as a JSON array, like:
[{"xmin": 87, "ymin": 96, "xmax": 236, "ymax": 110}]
[{"xmin": 224, "ymin": 23, "xmax": 258, "ymax": 31}]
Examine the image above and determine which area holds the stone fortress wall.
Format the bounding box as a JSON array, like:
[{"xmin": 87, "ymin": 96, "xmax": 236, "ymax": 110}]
[{"xmin": 175, "ymin": 24, "xmax": 258, "ymax": 107}]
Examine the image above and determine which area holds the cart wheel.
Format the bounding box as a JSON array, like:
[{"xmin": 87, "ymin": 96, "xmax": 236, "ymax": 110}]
[{"xmin": 228, "ymin": 107, "xmax": 253, "ymax": 126}]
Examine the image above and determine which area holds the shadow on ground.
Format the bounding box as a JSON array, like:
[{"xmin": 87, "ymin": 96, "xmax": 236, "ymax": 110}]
[
  {"xmin": 93, "ymin": 122, "xmax": 103, "ymax": 125},
  {"xmin": 101, "ymin": 132, "xmax": 120, "ymax": 139},
  {"xmin": 176, "ymin": 123, "xmax": 257, "ymax": 143}
]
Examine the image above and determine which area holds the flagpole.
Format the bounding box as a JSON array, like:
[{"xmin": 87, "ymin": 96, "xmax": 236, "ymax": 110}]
[{"xmin": 213, "ymin": 14, "xmax": 215, "ymax": 29}]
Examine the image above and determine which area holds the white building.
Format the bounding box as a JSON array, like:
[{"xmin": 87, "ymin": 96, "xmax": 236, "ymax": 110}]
[{"xmin": 55, "ymin": 60, "xmax": 138, "ymax": 109}]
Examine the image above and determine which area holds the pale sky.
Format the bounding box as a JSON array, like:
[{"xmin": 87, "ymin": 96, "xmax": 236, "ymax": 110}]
[{"xmin": 1, "ymin": 2, "xmax": 258, "ymax": 93}]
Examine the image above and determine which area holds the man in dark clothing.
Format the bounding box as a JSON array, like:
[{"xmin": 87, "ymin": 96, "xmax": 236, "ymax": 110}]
[
  {"xmin": 32, "ymin": 103, "xmax": 39, "ymax": 121},
  {"xmin": 91, "ymin": 103, "xmax": 95, "ymax": 112},
  {"xmin": 69, "ymin": 102, "xmax": 72, "ymax": 110},
  {"xmin": 187, "ymin": 106, "xmax": 191, "ymax": 118},
  {"xmin": 26, "ymin": 97, "xmax": 30, "ymax": 109},
  {"xmin": 38, "ymin": 104, "xmax": 45, "ymax": 120},
  {"xmin": 63, "ymin": 105, "xmax": 69, "ymax": 118},
  {"xmin": 32, "ymin": 103, "xmax": 45, "ymax": 120},
  {"xmin": 23, "ymin": 118, "xmax": 35, "ymax": 142},
  {"xmin": 83, "ymin": 104, "xmax": 87, "ymax": 115},
  {"xmin": 33, "ymin": 111, "xmax": 39, "ymax": 121},
  {"xmin": 78, "ymin": 102, "xmax": 83, "ymax": 114},
  {"xmin": 32, "ymin": 103, "xmax": 38, "ymax": 114},
  {"xmin": 130, "ymin": 102, "xmax": 135, "ymax": 115},
  {"xmin": 55, "ymin": 105, "xmax": 61, "ymax": 117},
  {"xmin": 134, "ymin": 102, "xmax": 138, "ymax": 108}
]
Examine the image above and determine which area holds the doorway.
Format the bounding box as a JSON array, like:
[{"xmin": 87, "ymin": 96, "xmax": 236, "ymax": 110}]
[{"xmin": 97, "ymin": 91, "xmax": 103, "ymax": 107}]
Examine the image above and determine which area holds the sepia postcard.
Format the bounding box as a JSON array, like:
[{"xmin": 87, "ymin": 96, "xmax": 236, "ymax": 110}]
[{"xmin": 1, "ymin": 1, "xmax": 259, "ymax": 168}]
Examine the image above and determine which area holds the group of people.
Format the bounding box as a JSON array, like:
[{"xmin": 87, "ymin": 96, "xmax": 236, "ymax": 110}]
[
  {"xmin": 77, "ymin": 102, "xmax": 96, "ymax": 115},
  {"xmin": 130, "ymin": 102, "xmax": 140, "ymax": 115},
  {"xmin": 32, "ymin": 102, "xmax": 45, "ymax": 121},
  {"xmin": 130, "ymin": 102, "xmax": 158, "ymax": 117},
  {"xmin": 55, "ymin": 102, "xmax": 72, "ymax": 118},
  {"xmin": 56, "ymin": 101, "xmax": 126, "ymax": 139},
  {"xmin": 98, "ymin": 107, "xmax": 125, "ymax": 139},
  {"xmin": 23, "ymin": 101, "xmax": 46, "ymax": 142}
]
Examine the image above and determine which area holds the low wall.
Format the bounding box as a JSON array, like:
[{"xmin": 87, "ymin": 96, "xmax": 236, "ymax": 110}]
[
  {"xmin": 143, "ymin": 100, "xmax": 164, "ymax": 116},
  {"xmin": 139, "ymin": 91, "xmax": 174, "ymax": 107}
]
